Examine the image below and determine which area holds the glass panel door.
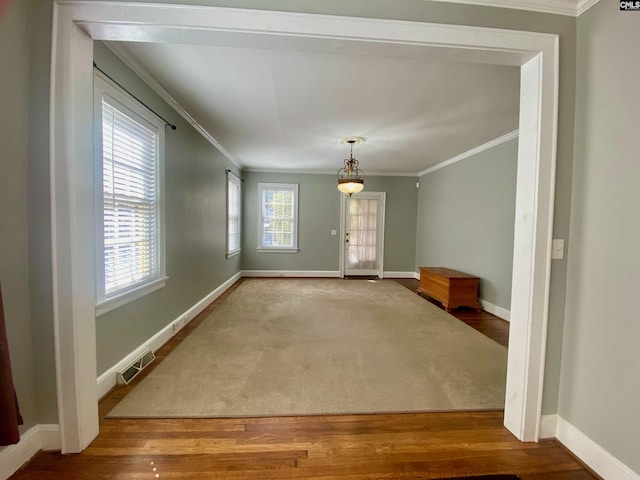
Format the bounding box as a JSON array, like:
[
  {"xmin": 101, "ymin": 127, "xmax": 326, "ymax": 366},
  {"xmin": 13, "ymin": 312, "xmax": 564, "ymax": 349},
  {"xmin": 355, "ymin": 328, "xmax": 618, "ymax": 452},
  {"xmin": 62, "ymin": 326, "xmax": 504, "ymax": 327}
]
[{"xmin": 344, "ymin": 193, "xmax": 385, "ymax": 277}]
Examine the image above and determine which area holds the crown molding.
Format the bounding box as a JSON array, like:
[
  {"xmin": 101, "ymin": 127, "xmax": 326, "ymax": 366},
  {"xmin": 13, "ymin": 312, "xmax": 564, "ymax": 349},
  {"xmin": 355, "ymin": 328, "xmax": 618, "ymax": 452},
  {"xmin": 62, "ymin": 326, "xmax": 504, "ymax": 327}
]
[
  {"xmin": 426, "ymin": 0, "xmax": 596, "ymax": 17},
  {"xmin": 103, "ymin": 42, "xmax": 242, "ymax": 170},
  {"xmin": 418, "ymin": 130, "xmax": 519, "ymax": 177},
  {"xmin": 243, "ymin": 167, "xmax": 418, "ymax": 177},
  {"xmin": 577, "ymin": 0, "xmax": 602, "ymax": 16}
]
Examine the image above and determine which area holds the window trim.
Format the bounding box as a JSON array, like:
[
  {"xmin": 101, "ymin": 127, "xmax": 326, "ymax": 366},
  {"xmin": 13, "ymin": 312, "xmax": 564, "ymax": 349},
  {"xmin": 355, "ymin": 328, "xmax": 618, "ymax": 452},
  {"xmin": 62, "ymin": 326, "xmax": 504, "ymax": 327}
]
[
  {"xmin": 256, "ymin": 182, "xmax": 299, "ymax": 253},
  {"xmin": 94, "ymin": 72, "xmax": 167, "ymax": 316},
  {"xmin": 226, "ymin": 170, "xmax": 242, "ymax": 258}
]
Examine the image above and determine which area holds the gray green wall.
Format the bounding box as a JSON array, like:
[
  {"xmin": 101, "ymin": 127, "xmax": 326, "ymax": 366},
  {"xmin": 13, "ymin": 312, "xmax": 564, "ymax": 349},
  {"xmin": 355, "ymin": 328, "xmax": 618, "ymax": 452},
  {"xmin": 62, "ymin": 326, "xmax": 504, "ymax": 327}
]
[
  {"xmin": 93, "ymin": 43, "xmax": 242, "ymax": 375},
  {"xmin": 0, "ymin": 0, "xmax": 39, "ymax": 433},
  {"xmin": 3, "ymin": 0, "xmax": 579, "ymax": 435},
  {"xmin": 81, "ymin": 0, "xmax": 577, "ymax": 418},
  {"xmin": 559, "ymin": 1, "xmax": 640, "ymax": 473},
  {"xmin": 416, "ymin": 137, "xmax": 518, "ymax": 311},
  {"xmin": 241, "ymin": 172, "xmax": 418, "ymax": 273},
  {"xmin": 28, "ymin": 0, "xmax": 58, "ymax": 426}
]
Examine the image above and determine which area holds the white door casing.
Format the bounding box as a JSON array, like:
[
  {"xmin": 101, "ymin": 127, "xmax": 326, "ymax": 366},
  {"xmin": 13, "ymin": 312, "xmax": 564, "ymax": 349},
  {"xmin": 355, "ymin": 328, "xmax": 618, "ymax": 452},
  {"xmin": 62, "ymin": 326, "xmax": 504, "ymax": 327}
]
[
  {"xmin": 340, "ymin": 192, "xmax": 386, "ymax": 278},
  {"xmin": 51, "ymin": 1, "xmax": 558, "ymax": 451}
]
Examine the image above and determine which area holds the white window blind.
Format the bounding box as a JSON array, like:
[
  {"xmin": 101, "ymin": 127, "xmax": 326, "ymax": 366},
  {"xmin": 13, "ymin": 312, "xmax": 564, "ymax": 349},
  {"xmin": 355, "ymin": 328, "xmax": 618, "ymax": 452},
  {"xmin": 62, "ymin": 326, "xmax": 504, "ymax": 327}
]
[
  {"xmin": 101, "ymin": 98, "xmax": 160, "ymax": 297},
  {"xmin": 227, "ymin": 172, "xmax": 241, "ymax": 256},
  {"xmin": 257, "ymin": 183, "xmax": 298, "ymax": 252}
]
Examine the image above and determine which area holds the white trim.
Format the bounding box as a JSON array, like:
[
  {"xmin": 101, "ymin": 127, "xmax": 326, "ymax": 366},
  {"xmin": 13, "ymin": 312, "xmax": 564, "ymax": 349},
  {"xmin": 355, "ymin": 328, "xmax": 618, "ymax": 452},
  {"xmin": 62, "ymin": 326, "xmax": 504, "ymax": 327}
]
[
  {"xmin": 256, "ymin": 248, "xmax": 299, "ymax": 253},
  {"xmin": 245, "ymin": 168, "xmax": 337, "ymax": 175},
  {"xmin": 38, "ymin": 425, "xmax": 61, "ymax": 452},
  {"xmin": 50, "ymin": 2, "xmax": 99, "ymax": 453},
  {"xmin": 93, "ymin": 72, "xmax": 167, "ymax": 311},
  {"xmin": 242, "ymin": 270, "xmax": 340, "ymax": 278},
  {"xmin": 414, "ymin": 271, "xmax": 421, "ymax": 280},
  {"xmin": 51, "ymin": 1, "xmax": 558, "ymax": 448},
  {"xmin": 0, "ymin": 424, "xmax": 61, "ymax": 480},
  {"xmin": 503, "ymin": 42, "xmax": 558, "ymax": 442},
  {"xmin": 358, "ymin": 171, "xmax": 418, "ymax": 177},
  {"xmin": 245, "ymin": 167, "xmax": 419, "ymax": 177},
  {"xmin": 95, "ymin": 276, "xmax": 168, "ymax": 317},
  {"xmin": 340, "ymin": 192, "xmax": 386, "ymax": 279},
  {"xmin": 418, "ymin": 130, "xmax": 519, "ymax": 177},
  {"xmin": 383, "ymin": 271, "xmax": 418, "ymax": 278},
  {"xmin": 257, "ymin": 182, "xmax": 299, "ymax": 251},
  {"xmin": 0, "ymin": 427, "xmax": 41, "ymax": 480},
  {"xmin": 339, "ymin": 193, "xmax": 346, "ymax": 278},
  {"xmin": 480, "ymin": 298, "xmax": 511, "ymax": 321},
  {"xmin": 539, "ymin": 414, "xmax": 558, "ymax": 439},
  {"xmin": 428, "ymin": 0, "xmax": 602, "ymax": 17},
  {"xmin": 96, "ymin": 271, "xmax": 242, "ymax": 399},
  {"xmin": 104, "ymin": 42, "xmax": 242, "ymax": 170},
  {"xmin": 378, "ymin": 193, "xmax": 387, "ymax": 279},
  {"xmin": 226, "ymin": 170, "xmax": 242, "ymax": 257},
  {"xmin": 426, "ymin": 0, "xmax": 579, "ymax": 17},
  {"xmin": 576, "ymin": 0, "xmax": 602, "ymax": 16},
  {"xmin": 556, "ymin": 417, "xmax": 640, "ymax": 480}
]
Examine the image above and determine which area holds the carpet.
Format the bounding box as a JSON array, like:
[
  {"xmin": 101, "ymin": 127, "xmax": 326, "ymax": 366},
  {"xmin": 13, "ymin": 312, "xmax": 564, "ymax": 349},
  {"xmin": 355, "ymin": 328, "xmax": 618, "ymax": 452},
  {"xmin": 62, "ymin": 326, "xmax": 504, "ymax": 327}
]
[{"xmin": 107, "ymin": 279, "xmax": 507, "ymax": 418}]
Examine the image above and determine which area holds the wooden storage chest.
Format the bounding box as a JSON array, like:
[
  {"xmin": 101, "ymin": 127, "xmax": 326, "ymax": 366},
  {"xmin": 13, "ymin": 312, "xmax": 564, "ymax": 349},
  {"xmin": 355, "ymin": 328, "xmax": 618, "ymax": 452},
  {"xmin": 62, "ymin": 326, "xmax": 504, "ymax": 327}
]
[{"xmin": 417, "ymin": 267, "xmax": 481, "ymax": 312}]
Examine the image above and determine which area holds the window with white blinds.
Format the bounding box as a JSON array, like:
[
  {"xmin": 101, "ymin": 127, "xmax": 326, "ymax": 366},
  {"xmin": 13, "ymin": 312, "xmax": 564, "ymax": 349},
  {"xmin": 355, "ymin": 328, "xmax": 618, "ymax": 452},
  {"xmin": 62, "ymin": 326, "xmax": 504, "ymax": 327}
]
[
  {"xmin": 257, "ymin": 183, "xmax": 299, "ymax": 252},
  {"xmin": 95, "ymin": 74, "xmax": 166, "ymax": 314},
  {"xmin": 227, "ymin": 171, "xmax": 241, "ymax": 257}
]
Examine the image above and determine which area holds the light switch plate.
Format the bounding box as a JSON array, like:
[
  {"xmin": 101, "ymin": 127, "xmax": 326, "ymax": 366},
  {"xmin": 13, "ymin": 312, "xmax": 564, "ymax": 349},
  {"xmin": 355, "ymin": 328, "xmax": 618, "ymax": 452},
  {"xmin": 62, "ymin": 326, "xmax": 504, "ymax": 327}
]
[
  {"xmin": 551, "ymin": 239, "xmax": 564, "ymax": 259},
  {"xmin": 330, "ymin": 229, "xmax": 337, "ymax": 236}
]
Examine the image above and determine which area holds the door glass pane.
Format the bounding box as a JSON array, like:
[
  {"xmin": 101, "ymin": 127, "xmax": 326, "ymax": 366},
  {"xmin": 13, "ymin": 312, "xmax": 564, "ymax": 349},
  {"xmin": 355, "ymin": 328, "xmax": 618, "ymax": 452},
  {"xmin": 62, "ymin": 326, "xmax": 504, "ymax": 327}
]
[{"xmin": 347, "ymin": 198, "xmax": 378, "ymax": 270}]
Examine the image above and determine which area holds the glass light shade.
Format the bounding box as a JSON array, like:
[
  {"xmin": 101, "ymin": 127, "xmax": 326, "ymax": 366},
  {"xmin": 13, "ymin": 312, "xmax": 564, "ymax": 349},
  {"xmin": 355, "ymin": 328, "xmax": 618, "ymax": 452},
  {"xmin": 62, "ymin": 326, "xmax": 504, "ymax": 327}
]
[
  {"xmin": 338, "ymin": 179, "xmax": 364, "ymax": 195},
  {"xmin": 337, "ymin": 140, "xmax": 365, "ymax": 195}
]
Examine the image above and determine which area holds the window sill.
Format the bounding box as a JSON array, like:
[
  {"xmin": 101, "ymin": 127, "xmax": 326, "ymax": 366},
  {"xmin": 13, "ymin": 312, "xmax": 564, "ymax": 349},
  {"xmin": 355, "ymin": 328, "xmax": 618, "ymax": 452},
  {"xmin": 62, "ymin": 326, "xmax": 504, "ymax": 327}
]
[
  {"xmin": 256, "ymin": 248, "xmax": 299, "ymax": 254},
  {"xmin": 96, "ymin": 276, "xmax": 168, "ymax": 317},
  {"xmin": 226, "ymin": 250, "xmax": 241, "ymax": 259}
]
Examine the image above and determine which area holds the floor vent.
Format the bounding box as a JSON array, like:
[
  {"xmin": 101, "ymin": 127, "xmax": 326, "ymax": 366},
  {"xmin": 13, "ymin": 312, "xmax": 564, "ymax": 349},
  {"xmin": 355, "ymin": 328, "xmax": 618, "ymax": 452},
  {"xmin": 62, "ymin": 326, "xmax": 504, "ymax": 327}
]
[{"xmin": 117, "ymin": 350, "xmax": 155, "ymax": 385}]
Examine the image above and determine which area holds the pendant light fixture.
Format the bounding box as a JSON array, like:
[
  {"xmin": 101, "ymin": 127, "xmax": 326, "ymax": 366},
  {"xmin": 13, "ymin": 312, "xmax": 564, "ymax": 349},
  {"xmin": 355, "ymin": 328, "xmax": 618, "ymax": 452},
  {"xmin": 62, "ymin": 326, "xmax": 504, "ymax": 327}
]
[{"xmin": 337, "ymin": 137, "xmax": 365, "ymax": 196}]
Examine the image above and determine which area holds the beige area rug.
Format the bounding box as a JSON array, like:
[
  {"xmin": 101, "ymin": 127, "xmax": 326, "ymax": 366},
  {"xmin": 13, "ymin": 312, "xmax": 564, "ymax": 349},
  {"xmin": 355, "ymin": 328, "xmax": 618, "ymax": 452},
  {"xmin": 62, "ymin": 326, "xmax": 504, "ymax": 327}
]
[{"xmin": 107, "ymin": 279, "xmax": 507, "ymax": 417}]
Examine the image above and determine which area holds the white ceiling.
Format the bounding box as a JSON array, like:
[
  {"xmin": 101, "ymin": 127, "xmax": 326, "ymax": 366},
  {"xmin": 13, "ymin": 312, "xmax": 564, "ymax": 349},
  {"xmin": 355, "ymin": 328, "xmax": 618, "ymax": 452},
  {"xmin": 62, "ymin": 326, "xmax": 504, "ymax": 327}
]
[{"xmin": 113, "ymin": 37, "xmax": 520, "ymax": 175}]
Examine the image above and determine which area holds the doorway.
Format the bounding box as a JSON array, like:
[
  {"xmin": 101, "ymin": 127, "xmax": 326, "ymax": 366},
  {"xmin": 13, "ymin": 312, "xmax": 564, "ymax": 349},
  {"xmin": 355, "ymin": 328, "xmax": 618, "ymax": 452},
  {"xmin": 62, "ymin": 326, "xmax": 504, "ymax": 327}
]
[
  {"xmin": 340, "ymin": 192, "xmax": 386, "ymax": 278},
  {"xmin": 51, "ymin": 4, "xmax": 558, "ymax": 451}
]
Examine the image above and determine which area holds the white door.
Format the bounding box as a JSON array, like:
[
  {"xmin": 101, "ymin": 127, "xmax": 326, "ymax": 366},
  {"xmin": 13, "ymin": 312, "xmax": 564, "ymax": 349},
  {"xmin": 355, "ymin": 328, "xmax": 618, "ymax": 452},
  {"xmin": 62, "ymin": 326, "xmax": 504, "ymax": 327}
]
[{"xmin": 341, "ymin": 192, "xmax": 386, "ymax": 277}]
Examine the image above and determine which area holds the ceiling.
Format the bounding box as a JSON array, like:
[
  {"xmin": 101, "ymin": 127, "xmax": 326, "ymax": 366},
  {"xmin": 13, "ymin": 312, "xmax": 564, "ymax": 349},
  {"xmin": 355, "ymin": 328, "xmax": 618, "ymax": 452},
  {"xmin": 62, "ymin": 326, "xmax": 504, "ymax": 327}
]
[{"xmin": 112, "ymin": 37, "xmax": 520, "ymax": 175}]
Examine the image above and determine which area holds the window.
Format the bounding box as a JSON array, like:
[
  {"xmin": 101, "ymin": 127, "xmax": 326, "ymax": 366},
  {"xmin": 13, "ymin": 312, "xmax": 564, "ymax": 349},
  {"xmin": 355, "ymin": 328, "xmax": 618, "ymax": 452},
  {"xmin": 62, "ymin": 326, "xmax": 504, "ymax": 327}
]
[
  {"xmin": 257, "ymin": 183, "xmax": 299, "ymax": 252},
  {"xmin": 94, "ymin": 74, "xmax": 166, "ymax": 316},
  {"xmin": 227, "ymin": 171, "xmax": 241, "ymax": 257}
]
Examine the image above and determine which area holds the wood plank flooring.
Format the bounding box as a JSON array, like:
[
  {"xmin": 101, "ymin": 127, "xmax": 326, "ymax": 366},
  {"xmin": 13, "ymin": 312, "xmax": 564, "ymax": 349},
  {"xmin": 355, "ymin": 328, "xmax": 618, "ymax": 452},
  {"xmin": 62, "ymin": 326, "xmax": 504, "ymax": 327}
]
[
  {"xmin": 10, "ymin": 278, "xmax": 599, "ymax": 479},
  {"xmin": 394, "ymin": 278, "xmax": 510, "ymax": 348}
]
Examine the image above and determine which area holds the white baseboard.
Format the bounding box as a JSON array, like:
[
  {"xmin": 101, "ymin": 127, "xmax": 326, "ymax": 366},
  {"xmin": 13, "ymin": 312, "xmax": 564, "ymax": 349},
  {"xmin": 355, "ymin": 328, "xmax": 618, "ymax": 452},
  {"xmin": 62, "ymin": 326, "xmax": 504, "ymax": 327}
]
[
  {"xmin": 383, "ymin": 271, "xmax": 418, "ymax": 278},
  {"xmin": 242, "ymin": 270, "xmax": 340, "ymax": 278},
  {"xmin": 554, "ymin": 416, "xmax": 639, "ymax": 480},
  {"xmin": 539, "ymin": 414, "xmax": 558, "ymax": 439},
  {"xmin": 480, "ymin": 298, "xmax": 511, "ymax": 321},
  {"xmin": 0, "ymin": 424, "xmax": 61, "ymax": 480},
  {"xmin": 96, "ymin": 271, "xmax": 243, "ymax": 399},
  {"xmin": 83, "ymin": 269, "xmax": 636, "ymax": 480}
]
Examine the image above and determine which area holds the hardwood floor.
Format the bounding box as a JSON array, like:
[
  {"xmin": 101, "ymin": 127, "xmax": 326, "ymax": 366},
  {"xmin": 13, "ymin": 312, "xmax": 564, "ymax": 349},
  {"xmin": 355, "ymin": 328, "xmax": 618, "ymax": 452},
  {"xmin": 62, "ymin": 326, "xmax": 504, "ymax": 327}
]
[
  {"xmin": 394, "ymin": 278, "xmax": 510, "ymax": 348},
  {"xmin": 12, "ymin": 412, "xmax": 598, "ymax": 480},
  {"xmin": 10, "ymin": 278, "xmax": 599, "ymax": 480}
]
